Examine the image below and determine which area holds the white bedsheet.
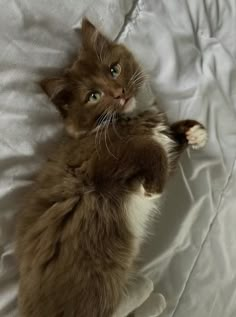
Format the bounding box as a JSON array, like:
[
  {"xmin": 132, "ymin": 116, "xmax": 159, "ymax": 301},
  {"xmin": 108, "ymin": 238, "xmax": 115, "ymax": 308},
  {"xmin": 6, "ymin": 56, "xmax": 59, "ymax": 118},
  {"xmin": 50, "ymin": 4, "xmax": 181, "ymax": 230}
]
[{"xmin": 0, "ymin": 0, "xmax": 236, "ymax": 316}]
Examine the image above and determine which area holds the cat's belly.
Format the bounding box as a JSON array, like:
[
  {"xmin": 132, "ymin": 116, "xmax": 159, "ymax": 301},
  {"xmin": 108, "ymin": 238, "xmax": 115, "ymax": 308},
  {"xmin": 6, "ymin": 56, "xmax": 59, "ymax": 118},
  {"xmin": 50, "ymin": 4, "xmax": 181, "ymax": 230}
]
[{"xmin": 124, "ymin": 187, "xmax": 160, "ymax": 251}]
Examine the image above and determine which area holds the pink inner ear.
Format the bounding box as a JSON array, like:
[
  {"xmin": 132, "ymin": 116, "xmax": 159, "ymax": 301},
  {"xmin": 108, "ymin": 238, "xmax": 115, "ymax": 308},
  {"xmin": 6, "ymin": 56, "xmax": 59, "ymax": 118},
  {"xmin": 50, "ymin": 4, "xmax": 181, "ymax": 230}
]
[
  {"xmin": 41, "ymin": 78, "xmax": 66, "ymax": 99},
  {"xmin": 81, "ymin": 18, "xmax": 98, "ymax": 48},
  {"xmin": 81, "ymin": 18, "xmax": 97, "ymax": 35},
  {"xmin": 81, "ymin": 18, "xmax": 111, "ymax": 51}
]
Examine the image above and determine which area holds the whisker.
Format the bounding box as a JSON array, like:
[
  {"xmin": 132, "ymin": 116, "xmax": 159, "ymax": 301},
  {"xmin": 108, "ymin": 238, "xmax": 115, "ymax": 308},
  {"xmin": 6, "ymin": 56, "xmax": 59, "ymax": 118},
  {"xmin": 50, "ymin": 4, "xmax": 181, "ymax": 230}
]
[
  {"xmin": 132, "ymin": 73, "xmax": 149, "ymax": 84},
  {"xmin": 95, "ymin": 124, "xmax": 102, "ymax": 157},
  {"xmin": 96, "ymin": 109, "xmax": 109, "ymax": 125},
  {"xmin": 112, "ymin": 112, "xmax": 122, "ymax": 140},
  {"xmin": 95, "ymin": 109, "xmax": 110, "ymax": 156},
  {"xmin": 97, "ymin": 108, "xmax": 114, "ymax": 156},
  {"xmin": 104, "ymin": 112, "xmax": 118, "ymax": 159},
  {"xmin": 127, "ymin": 72, "xmax": 149, "ymax": 91},
  {"xmin": 128, "ymin": 75, "xmax": 149, "ymax": 91},
  {"xmin": 94, "ymin": 105, "xmax": 122, "ymax": 160},
  {"xmin": 106, "ymin": 112, "xmax": 114, "ymax": 144},
  {"xmin": 95, "ymin": 108, "xmax": 112, "ymax": 156},
  {"xmin": 128, "ymin": 69, "xmax": 140, "ymax": 84},
  {"xmin": 133, "ymin": 70, "xmax": 149, "ymax": 81},
  {"xmin": 127, "ymin": 69, "xmax": 141, "ymax": 88}
]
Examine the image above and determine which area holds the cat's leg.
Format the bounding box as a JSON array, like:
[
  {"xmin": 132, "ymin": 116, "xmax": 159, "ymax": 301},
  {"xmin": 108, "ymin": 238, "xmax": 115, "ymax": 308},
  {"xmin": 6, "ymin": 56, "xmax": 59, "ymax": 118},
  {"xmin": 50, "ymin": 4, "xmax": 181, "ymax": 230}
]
[
  {"xmin": 113, "ymin": 274, "xmax": 166, "ymax": 317},
  {"xmin": 132, "ymin": 139, "xmax": 169, "ymax": 197},
  {"xmin": 134, "ymin": 292, "xmax": 166, "ymax": 317},
  {"xmin": 112, "ymin": 275, "xmax": 154, "ymax": 317}
]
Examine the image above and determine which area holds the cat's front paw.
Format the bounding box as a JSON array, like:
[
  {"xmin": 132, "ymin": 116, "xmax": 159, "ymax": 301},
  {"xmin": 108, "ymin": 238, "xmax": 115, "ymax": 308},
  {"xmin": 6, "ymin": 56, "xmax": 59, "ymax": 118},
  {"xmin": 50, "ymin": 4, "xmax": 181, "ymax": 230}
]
[{"xmin": 186, "ymin": 125, "xmax": 207, "ymax": 149}]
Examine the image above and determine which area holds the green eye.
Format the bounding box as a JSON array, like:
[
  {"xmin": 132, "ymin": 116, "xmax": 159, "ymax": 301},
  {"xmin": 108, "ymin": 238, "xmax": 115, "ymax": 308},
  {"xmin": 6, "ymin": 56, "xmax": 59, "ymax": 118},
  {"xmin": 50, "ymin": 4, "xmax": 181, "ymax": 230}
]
[
  {"xmin": 110, "ymin": 63, "xmax": 121, "ymax": 78},
  {"xmin": 88, "ymin": 91, "xmax": 101, "ymax": 103}
]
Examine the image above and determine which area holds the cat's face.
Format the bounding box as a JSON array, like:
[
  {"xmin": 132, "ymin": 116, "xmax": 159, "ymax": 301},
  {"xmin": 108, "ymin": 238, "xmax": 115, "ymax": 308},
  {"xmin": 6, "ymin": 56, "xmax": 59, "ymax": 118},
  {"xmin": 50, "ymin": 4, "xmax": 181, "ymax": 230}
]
[{"xmin": 41, "ymin": 19, "xmax": 144, "ymax": 136}]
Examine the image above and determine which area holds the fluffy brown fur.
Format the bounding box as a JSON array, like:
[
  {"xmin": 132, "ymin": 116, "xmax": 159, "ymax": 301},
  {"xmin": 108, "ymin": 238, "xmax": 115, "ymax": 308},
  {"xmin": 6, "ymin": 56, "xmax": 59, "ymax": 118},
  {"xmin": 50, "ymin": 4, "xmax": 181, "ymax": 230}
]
[{"xmin": 15, "ymin": 19, "xmax": 207, "ymax": 317}]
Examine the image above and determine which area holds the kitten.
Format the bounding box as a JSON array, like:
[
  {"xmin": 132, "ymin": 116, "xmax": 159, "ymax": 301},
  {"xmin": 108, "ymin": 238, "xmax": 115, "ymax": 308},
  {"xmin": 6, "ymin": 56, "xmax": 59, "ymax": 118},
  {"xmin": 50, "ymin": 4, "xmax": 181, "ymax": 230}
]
[{"xmin": 15, "ymin": 19, "xmax": 207, "ymax": 317}]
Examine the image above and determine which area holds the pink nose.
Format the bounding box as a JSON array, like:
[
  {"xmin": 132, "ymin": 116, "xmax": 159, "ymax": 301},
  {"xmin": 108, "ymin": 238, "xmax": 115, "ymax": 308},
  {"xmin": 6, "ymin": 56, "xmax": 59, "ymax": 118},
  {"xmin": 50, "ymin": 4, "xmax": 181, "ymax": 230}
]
[{"xmin": 113, "ymin": 88, "xmax": 125, "ymax": 99}]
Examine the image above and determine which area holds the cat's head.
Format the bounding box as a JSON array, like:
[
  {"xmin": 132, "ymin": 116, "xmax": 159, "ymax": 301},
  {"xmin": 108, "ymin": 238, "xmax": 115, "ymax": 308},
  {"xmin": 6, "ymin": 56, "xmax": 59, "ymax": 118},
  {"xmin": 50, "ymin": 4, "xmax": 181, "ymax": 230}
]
[{"xmin": 41, "ymin": 19, "xmax": 145, "ymax": 137}]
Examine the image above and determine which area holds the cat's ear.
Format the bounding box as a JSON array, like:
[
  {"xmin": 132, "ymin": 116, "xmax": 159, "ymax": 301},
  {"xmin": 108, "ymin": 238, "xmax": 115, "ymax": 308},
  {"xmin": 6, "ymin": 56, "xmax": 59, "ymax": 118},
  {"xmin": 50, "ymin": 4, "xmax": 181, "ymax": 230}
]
[
  {"xmin": 81, "ymin": 18, "xmax": 111, "ymax": 50},
  {"xmin": 40, "ymin": 76, "xmax": 73, "ymax": 118}
]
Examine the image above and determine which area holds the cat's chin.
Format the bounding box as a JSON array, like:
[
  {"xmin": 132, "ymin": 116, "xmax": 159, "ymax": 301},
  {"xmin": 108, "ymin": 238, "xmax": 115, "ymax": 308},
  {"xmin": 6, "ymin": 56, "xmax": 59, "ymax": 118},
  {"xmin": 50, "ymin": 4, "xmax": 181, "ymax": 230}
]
[{"xmin": 123, "ymin": 97, "xmax": 137, "ymax": 114}]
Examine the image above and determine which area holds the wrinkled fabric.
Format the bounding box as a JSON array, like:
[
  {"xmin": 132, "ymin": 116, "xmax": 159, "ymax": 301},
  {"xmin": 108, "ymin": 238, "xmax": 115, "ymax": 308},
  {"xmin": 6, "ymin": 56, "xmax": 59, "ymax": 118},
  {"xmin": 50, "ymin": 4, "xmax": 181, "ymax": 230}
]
[{"xmin": 0, "ymin": 0, "xmax": 236, "ymax": 317}]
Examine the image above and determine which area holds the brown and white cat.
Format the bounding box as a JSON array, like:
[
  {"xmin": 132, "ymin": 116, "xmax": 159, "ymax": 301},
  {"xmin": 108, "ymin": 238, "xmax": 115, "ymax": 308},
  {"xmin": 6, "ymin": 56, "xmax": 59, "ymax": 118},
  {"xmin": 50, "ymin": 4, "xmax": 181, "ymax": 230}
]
[{"xmin": 15, "ymin": 19, "xmax": 207, "ymax": 317}]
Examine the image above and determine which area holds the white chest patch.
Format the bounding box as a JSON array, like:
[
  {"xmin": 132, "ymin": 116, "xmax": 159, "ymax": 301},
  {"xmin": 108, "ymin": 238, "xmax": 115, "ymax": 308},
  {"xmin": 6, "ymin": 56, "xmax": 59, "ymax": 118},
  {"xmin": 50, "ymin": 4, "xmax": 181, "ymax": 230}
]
[
  {"xmin": 124, "ymin": 118, "xmax": 174, "ymax": 251},
  {"xmin": 124, "ymin": 187, "xmax": 160, "ymax": 249}
]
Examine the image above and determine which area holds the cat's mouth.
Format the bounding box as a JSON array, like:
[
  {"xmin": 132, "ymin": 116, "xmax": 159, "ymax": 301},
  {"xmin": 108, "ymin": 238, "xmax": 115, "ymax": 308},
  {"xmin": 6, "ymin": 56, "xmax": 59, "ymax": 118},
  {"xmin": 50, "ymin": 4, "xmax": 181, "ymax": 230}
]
[
  {"xmin": 119, "ymin": 97, "xmax": 130, "ymax": 106},
  {"xmin": 95, "ymin": 97, "xmax": 137, "ymax": 127},
  {"xmin": 122, "ymin": 97, "xmax": 136, "ymax": 113}
]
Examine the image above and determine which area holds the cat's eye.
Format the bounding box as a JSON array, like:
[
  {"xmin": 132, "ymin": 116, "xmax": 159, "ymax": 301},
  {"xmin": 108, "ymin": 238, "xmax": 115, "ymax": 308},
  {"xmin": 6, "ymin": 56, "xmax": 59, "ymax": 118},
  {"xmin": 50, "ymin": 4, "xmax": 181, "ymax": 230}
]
[
  {"xmin": 110, "ymin": 63, "xmax": 121, "ymax": 79},
  {"xmin": 88, "ymin": 91, "xmax": 102, "ymax": 103}
]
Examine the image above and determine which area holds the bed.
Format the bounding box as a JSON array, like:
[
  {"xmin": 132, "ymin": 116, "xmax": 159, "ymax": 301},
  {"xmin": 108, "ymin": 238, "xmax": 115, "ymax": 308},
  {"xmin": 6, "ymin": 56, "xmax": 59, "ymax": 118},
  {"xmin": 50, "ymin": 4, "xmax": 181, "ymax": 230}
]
[{"xmin": 0, "ymin": 1, "xmax": 236, "ymax": 316}]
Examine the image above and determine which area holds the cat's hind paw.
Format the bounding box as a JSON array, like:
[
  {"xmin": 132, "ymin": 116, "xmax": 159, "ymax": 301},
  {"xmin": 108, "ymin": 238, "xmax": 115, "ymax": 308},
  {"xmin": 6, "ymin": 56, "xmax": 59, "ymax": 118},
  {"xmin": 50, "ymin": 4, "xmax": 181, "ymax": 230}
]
[
  {"xmin": 186, "ymin": 125, "xmax": 207, "ymax": 149},
  {"xmin": 135, "ymin": 293, "xmax": 167, "ymax": 317}
]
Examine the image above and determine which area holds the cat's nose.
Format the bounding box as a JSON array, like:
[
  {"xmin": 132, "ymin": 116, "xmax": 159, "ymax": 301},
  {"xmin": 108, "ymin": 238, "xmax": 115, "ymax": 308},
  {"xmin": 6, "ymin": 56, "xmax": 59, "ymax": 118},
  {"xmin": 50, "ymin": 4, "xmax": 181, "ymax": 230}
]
[{"xmin": 113, "ymin": 88, "xmax": 125, "ymax": 99}]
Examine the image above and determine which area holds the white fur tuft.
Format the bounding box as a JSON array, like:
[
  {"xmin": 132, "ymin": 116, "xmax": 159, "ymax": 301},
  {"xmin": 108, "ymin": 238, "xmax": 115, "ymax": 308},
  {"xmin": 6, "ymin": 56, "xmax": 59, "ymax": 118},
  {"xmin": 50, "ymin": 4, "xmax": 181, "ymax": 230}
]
[{"xmin": 152, "ymin": 123, "xmax": 176, "ymax": 162}]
